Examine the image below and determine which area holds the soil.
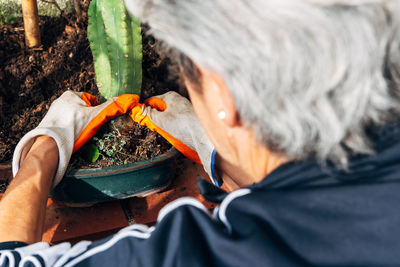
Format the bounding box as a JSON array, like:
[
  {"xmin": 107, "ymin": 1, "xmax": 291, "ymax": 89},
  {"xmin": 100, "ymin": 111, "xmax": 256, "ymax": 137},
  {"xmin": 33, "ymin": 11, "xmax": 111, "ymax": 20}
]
[
  {"xmin": 0, "ymin": 1, "xmax": 184, "ymax": 165},
  {"xmin": 70, "ymin": 115, "xmax": 172, "ymax": 169}
]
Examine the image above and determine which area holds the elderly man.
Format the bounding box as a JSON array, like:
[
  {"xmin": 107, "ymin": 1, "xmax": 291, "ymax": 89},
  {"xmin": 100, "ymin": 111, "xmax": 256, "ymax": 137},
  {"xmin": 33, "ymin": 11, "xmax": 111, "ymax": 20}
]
[{"xmin": 0, "ymin": 0, "xmax": 400, "ymax": 266}]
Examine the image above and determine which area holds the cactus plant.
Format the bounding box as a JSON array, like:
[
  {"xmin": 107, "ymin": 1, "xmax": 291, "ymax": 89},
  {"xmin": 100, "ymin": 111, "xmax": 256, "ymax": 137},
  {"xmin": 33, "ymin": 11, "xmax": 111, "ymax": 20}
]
[{"xmin": 88, "ymin": 0, "xmax": 142, "ymax": 100}]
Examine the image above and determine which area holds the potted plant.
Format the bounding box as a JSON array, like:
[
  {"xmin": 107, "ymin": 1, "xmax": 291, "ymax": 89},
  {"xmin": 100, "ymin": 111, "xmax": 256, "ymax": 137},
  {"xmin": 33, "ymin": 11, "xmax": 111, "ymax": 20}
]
[{"xmin": 51, "ymin": 0, "xmax": 179, "ymax": 205}]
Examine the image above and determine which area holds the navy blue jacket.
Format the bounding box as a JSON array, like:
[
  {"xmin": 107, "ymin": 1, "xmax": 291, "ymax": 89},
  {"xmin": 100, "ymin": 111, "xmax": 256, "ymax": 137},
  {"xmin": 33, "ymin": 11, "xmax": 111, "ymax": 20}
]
[{"xmin": 1, "ymin": 124, "xmax": 400, "ymax": 266}]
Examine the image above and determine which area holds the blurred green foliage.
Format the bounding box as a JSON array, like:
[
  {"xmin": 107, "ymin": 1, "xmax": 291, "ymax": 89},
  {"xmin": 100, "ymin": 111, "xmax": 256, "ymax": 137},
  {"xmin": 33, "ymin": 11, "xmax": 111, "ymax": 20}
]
[{"xmin": 0, "ymin": 0, "xmax": 74, "ymax": 25}]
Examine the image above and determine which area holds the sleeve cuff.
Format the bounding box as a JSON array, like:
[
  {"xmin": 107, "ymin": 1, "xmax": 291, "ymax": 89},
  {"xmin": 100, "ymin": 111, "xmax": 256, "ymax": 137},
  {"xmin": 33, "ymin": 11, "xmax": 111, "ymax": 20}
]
[
  {"xmin": 210, "ymin": 149, "xmax": 223, "ymax": 187},
  {"xmin": 0, "ymin": 241, "xmax": 28, "ymax": 250}
]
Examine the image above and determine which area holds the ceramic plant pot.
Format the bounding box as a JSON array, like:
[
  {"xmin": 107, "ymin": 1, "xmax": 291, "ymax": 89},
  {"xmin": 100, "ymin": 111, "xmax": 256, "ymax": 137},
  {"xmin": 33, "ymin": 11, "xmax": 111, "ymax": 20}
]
[{"xmin": 50, "ymin": 148, "xmax": 179, "ymax": 205}]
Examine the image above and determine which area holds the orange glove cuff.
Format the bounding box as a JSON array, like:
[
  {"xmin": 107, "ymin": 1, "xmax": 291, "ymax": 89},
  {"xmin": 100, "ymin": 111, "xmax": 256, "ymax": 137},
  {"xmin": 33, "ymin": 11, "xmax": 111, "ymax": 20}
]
[
  {"xmin": 81, "ymin": 92, "xmax": 98, "ymax": 107},
  {"xmin": 129, "ymin": 104, "xmax": 202, "ymax": 165},
  {"xmin": 73, "ymin": 93, "xmax": 140, "ymax": 153}
]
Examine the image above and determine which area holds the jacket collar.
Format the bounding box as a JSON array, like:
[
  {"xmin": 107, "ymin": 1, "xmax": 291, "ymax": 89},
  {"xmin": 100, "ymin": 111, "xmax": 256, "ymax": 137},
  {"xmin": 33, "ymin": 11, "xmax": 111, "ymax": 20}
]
[
  {"xmin": 252, "ymin": 121, "xmax": 400, "ymax": 190},
  {"xmin": 200, "ymin": 122, "xmax": 400, "ymax": 202}
]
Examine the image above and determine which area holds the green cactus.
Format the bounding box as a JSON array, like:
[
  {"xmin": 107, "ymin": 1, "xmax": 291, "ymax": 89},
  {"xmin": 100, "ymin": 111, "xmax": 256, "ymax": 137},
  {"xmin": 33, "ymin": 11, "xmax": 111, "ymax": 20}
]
[{"xmin": 88, "ymin": 0, "xmax": 142, "ymax": 100}]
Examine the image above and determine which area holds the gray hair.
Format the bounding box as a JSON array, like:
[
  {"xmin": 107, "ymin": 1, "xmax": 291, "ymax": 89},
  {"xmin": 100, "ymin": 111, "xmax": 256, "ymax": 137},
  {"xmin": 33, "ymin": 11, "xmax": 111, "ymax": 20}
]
[{"xmin": 125, "ymin": 0, "xmax": 400, "ymax": 166}]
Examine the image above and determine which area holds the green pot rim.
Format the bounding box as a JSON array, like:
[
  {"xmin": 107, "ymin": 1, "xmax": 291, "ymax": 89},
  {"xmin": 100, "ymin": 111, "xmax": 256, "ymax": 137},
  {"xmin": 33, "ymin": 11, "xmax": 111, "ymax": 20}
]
[{"xmin": 65, "ymin": 147, "xmax": 179, "ymax": 179}]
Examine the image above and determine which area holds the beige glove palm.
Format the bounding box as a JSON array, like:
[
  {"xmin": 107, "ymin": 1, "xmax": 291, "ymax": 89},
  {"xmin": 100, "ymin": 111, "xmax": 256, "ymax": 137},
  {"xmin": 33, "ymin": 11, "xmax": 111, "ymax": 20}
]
[{"xmin": 130, "ymin": 91, "xmax": 219, "ymax": 185}]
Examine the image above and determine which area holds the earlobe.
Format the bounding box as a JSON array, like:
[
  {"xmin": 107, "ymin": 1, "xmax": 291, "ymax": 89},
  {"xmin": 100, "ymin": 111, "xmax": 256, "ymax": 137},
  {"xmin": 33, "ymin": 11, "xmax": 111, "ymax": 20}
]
[{"xmin": 209, "ymin": 72, "xmax": 240, "ymax": 128}]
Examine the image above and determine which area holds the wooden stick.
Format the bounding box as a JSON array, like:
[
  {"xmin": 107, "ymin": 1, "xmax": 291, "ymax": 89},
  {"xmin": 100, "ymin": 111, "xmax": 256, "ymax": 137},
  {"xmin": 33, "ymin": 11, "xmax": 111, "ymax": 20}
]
[
  {"xmin": 74, "ymin": 0, "xmax": 82, "ymax": 21},
  {"xmin": 21, "ymin": 0, "xmax": 41, "ymax": 48}
]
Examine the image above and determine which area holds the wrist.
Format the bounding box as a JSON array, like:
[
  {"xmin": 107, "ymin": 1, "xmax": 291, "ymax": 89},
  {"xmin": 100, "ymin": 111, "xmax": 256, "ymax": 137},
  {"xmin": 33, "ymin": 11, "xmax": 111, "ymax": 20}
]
[
  {"xmin": 29, "ymin": 136, "xmax": 59, "ymax": 156},
  {"xmin": 15, "ymin": 136, "xmax": 59, "ymax": 187}
]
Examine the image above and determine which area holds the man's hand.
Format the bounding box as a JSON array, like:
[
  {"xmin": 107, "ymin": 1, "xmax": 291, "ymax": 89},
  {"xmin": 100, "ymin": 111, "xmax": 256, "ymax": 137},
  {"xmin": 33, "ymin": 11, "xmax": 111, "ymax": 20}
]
[
  {"xmin": 130, "ymin": 92, "xmax": 219, "ymax": 185},
  {"xmin": 12, "ymin": 91, "xmax": 139, "ymax": 188}
]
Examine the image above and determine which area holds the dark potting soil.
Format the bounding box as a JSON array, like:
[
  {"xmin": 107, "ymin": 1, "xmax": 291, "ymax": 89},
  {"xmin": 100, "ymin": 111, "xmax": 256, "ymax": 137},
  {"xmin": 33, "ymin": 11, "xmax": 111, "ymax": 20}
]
[
  {"xmin": 70, "ymin": 114, "xmax": 172, "ymax": 169},
  {"xmin": 0, "ymin": 180, "xmax": 8, "ymax": 193},
  {"xmin": 0, "ymin": 1, "xmax": 184, "ymax": 166}
]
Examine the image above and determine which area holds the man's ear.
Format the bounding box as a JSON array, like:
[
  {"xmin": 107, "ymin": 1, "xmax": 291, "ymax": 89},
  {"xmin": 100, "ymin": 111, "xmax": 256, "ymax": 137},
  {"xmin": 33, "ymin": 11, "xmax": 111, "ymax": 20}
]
[{"xmin": 208, "ymin": 71, "xmax": 240, "ymax": 128}]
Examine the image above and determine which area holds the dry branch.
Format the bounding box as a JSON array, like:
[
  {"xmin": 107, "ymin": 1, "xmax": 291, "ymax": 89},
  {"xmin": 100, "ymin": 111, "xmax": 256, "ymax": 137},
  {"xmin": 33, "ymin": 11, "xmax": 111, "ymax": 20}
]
[{"xmin": 39, "ymin": 0, "xmax": 63, "ymax": 14}]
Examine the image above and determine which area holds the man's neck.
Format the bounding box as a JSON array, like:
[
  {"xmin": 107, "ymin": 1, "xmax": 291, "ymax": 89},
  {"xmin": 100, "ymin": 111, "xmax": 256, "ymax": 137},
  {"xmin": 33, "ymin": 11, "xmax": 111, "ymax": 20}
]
[{"xmin": 215, "ymin": 150, "xmax": 288, "ymax": 192}]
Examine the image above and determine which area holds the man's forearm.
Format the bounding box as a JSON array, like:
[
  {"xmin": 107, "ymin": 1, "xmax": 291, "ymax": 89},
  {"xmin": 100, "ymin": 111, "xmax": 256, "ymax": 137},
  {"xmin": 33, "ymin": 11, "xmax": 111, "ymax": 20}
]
[{"xmin": 0, "ymin": 136, "xmax": 58, "ymax": 244}]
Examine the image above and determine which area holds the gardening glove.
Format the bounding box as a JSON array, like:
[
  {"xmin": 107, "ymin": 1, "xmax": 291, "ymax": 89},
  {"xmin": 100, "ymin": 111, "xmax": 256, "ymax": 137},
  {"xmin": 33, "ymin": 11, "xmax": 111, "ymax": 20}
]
[
  {"xmin": 12, "ymin": 91, "xmax": 140, "ymax": 188},
  {"xmin": 130, "ymin": 91, "xmax": 221, "ymax": 186}
]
